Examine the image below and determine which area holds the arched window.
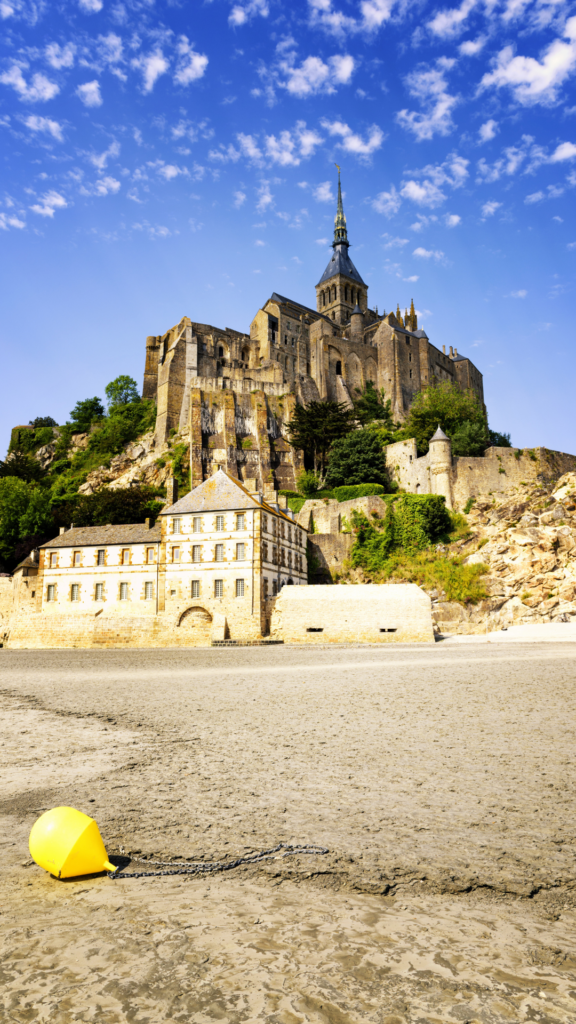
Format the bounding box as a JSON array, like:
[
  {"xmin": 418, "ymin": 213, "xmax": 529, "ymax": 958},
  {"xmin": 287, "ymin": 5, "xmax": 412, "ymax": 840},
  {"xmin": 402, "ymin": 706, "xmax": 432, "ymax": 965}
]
[
  {"xmin": 218, "ymin": 346, "xmax": 224, "ymax": 358},
  {"xmin": 336, "ymin": 360, "xmax": 342, "ymax": 375},
  {"xmin": 332, "ymin": 286, "xmax": 337, "ymax": 301},
  {"xmin": 344, "ymin": 285, "xmax": 349, "ymax": 302},
  {"xmin": 351, "ymin": 288, "xmax": 355, "ymax": 305},
  {"xmin": 321, "ymin": 290, "xmax": 325, "ymax": 306},
  {"xmin": 331, "ymin": 312, "xmax": 335, "ymax": 320}
]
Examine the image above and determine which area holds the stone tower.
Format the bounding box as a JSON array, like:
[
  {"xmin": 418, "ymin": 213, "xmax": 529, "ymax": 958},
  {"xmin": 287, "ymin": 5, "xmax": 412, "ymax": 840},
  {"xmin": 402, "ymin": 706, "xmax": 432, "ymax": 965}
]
[
  {"xmin": 315, "ymin": 167, "xmax": 368, "ymax": 325},
  {"xmin": 429, "ymin": 425, "xmax": 453, "ymax": 509}
]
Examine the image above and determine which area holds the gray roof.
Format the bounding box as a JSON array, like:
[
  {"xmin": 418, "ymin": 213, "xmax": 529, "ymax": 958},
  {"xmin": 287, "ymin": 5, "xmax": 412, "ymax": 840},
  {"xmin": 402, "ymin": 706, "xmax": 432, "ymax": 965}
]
[
  {"xmin": 316, "ymin": 243, "xmax": 366, "ymax": 287},
  {"xmin": 352, "ymin": 304, "xmax": 363, "ymax": 315},
  {"xmin": 268, "ymin": 292, "xmax": 332, "ymax": 325},
  {"xmin": 413, "ymin": 329, "xmax": 429, "ymax": 339},
  {"xmin": 14, "ymin": 553, "xmax": 39, "ymax": 572},
  {"xmin": 163, "ymin": 468, "xmax": 295, "ymax": 522},
  {"xmin": 41, "ymin": 523, "xmax": 161, "ymax": 549},
  {"xmin": 430, "ymin": 425, "xmax": 449, "ymax": 442}
]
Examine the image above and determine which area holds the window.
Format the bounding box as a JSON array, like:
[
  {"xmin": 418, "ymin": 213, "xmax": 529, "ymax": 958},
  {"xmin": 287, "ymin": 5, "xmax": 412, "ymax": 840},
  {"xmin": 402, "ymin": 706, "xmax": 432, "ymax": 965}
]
[
  {"xmin": 284, "ymin": 335, "xmax": 288, "ymax": 345},
  {"xmin": 47, "ymin": 584, "xmax": 56, "ymax": 602},
  {"xmin": 192, "ymin": 545, "xmax": 202, "ymax": 563},
  {"xmin": 262, "ymin": 514, "xmax": 268, "ymax": 532},
  {"xmin": 146, "ymin": 547, "xmax": 155, "ymax": 564},
  {"xmin": 193, "ymin": 516, "xmax": 202, "ymax": 533},
  {"xmin": 272, "ymin": 580, "xmax": 278, "ymax": 596},
  {"xmin": 173, "ymin": 518, "xmax": 181, "ymax": 535},
  {"xmin": 335, "ymin": 360, "xmax": 342, "ymax": 375},
  {"xmin": 121, "ymin": 549, "xmax": 130, "ymax": 565},
  {"xmin": 145, "ymin": 582, "xmax": 154, "ymax": 600},
  {"xmin": 280, "ymin": 521, "xmax": 285, "ymax": 539},
  {"xmin": 287, "ymin": 526, "xmax": 292, "ymax": 542},
  {"xmin": 236, "ymin": 513, "xmax": 245, "ymax": 530},
  {"xmin": 218, "ymin": 345, "xmax": 224, "ymax": 358},
  {"xmin": 236, "ymin": 542, "xmax": 245, "ymax": 560},
  {"xmin": 409, "ymin": 352, "xmax": 412, "ymax": 362},
  {"xmin": 235, "ymin": 579, "xmax": 245, "ymax": 598},
  {"xmin": 216, "ymin": 515, "xmax": 224, "ymax": 531},
  {"xmin": 97, "ymin": 549, "xmax": 105, "ymax": 566},
  {"xmin": 73, "ymin": 551, "xmax": 81, "ymax": 567},
  {"xmin": 71, "ymin": 584, "xmax": 80, "ymax": 602},
  {"xmin": 409, "ymin": 370, "xmax": 412, "ymax": 379},
  {"xmin": 120, "ymin": 582, "xmax": 128, "ymax": 601},
  {"xmin": 95, "ymin": 583, "xmax": 104, "ymax": 601},
  {"xmin": 263, "ymin": 578, "xmax": 269, "ymax": 597},
  {"xmin": 263, "ymin": 542, "xmax": 268, "ymax": 561},
  {"xmin": 272, "ymin": 519, "xmax": 277, "ymax": 535},
  {"xmin": 191, "ymin": 580, "xmax": 200, "ymax": 599},
  {"xmin": 281, "ymin": 548, "xmax": 286, "ymax": 566},
  {"xmin": 273, "ymin": 545, "xmax": 277, "ymax": 564},
  {"xmin": 172, "ymin": 547, "xmax": 181, "ymax": 563},
  {"xmin": 288, "ymin": 551, "xmax": 292, "ymax": 568},
  {"xmin": 215, "ymin": 543, "xmax": 224, "ymax": 562},
  {"xmin": 50, "ymin": 552, "xmax": 58, "ymax": 568},
  {"xmin": 215, "ymin": 579, "xmax": 224, "ymax": 598}
]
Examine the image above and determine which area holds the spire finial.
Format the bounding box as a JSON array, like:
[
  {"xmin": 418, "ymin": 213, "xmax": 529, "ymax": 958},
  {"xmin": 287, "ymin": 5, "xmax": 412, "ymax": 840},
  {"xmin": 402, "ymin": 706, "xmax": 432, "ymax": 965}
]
[{"xmin": 333, "ymin": 164, "xmax": 349, "ymax": 248}]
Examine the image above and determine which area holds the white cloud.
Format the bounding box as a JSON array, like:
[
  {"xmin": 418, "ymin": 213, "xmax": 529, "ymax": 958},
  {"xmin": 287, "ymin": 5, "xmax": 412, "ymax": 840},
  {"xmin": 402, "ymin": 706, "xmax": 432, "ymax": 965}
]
[
  {"xmin": 480, "ymin": 17, "xmax": 576, "ymax": 105},
  {"xmin": 404, "ymin": 275, "xmax": 419, "ymax": 282},
  {"xmin": 77, "ymin": 80, "xmax": 102, "ymax": 107},
  {"xmin": 45, "ymin": 42, "xmax": 75, "ymax": 69},
  {"xmin": 550, "ymin": 140, "xmax": 576, "ymax": 161},
  {"xmin": 79, "ymin": 0, "xmax": 103, "ymax": 11},
  {"xmin": 280, "ymin": 53, "xmax": 355, "ymax": 97},
  {"xmin": 382, "ymin": 233, "xmax": 409, "ymax": 248},
  {"xmin": 477, "ymin": 137, "xmax": 532, "ymax": 181},
  {"xmin": 209, "ymin": 143, "xmax": 241, "ymax": 163},
  {"xmin": 88, "ymin": 140, "xmax": 120, "ymax": 171},
  {"xmin": 24, "ymin": 114, "xmax": 63, "ymax": 141},
  {"xmin": 413, "ymin": 246, "xmax": 445, "ymax": 260},
  {"xmin": 314, "ymin": 181, "xmax": 335, "ymax": 202},
  {"xmin": 98, "ymin": 33, "xmax": 122, "ymax": 65},
  {"xmin": 401, "ymin": 179, "xmax": 446, "ymax": 206},
  {"xmin": 567, "ymin": 241, "xmax": 576, "ymax": 249},
  {"xmin": 446, "ymin": 213, "xmax": 461, "ymax": 226},
  {"xmin": 481, "ymin": 199, "xmax": 502, "ymax": 216},
  {"xmin": 372, "ymin": 186, "xmax": 401, "ymax": 216},
  {"xmin": 218, "ymin": 121, "xmax": 323, "ymax": 168},
  {"xmin": 459, "ymin": 36, "xmax": 485, "ymax": 56},
  {"xmin": 428, "ymin": 0, "xmax": 476, "ymax": 39},
  {"xmin": 320, "ymin": 117, "xmax": 384, "ymax": 156},
  {"xmin": 479, "ymin": 119, "xmax": 498, "ymax": 142},
  {"xmin": 396, "ymin": 66, "xmax": 458, "ymax": 141},
  {"xmin": 316, "ymin": 237, "xmax": 329, "ymax": 244},
  {"xmin": 233, "ymin": 190, "xmax": 246, "ymax": 207},
  {"xmin": 254, "ymin": 239, "xmax": 265, "ymax": 246},
  {"xmin": 238, "ymin": 133, "xmax": 264, "ymax": 164},
  {"xmin": 80, "ymin": 176, "xmax": 120, "ymax": 196},
  {"xmin": 229, "ymin": 0, "xmax": 269, "ymax": 26},
  {"xmin": 507, "ymin": 289, "xmax": 527, "ymax": 297},
  {"xmin": 0, "ymin": 65, "xmax": 59, "ymax": 102},
  {"xmin": 308, "ymin": 0, "xmax": 395, "ymax": 36},
  {"xmin": 132, "ymin": 50, "xmax": 170, "ymax": 93},
  {"xmin": 30, "ymin": 190, "xmax": 67, "ymax": 217},
  {"xmin": 256, "ymin": 180, "xmax": 274, "ymax": 212},
  {"xmin": 0, "ymin": 212, "xmax": 25, "ymax": 230},
  {"xmin": 157, "ymin": 163, "xmax": 188, "ymax": 180},
  {"xmin": 525, "ymin": 190, "xmax": 544, "ymax": 202},
  {"xmin": 174, "ymin": 37, "xmax": 208, "ymax": 85}
]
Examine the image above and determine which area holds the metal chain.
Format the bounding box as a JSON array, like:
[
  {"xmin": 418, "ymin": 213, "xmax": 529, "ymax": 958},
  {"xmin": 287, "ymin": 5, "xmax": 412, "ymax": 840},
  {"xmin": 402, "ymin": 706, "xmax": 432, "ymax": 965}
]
[{"xmin": 109, "ymin": 842, "xmax": 329, "ymax": 879}]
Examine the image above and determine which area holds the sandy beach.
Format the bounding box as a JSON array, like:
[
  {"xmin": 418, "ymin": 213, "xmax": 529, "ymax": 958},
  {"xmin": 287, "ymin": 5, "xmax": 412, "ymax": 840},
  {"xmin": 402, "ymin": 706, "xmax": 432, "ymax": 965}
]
[{"xmin": 2, "ymin": 643, "xmax": 576, "ymax": 1022}]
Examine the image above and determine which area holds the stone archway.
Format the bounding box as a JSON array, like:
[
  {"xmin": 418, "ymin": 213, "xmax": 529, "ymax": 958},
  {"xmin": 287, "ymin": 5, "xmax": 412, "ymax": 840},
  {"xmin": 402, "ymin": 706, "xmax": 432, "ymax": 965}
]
[
  {"xmin": 177, "ymin": 606, "xmax": 213, "ymax": 642},
  {"xmin": 346, "ymin": 352, "xmax": 363, "ymax": 397},
  {"xmin": 365, "ymin": 357, "xmax": 378, "ymax": 387}
]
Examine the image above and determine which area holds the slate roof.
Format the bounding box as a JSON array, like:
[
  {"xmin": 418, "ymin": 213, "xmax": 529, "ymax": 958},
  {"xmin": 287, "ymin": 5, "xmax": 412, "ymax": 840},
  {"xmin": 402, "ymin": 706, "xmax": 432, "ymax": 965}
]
[
  {"xmin": 316, "ymin": 243, "xmax": 366, "ymax": 287},
  {"xmin": 14, "ymin": 554, "xmax": 39, "ymax": 572},
  {"xmin": 163, "ymin": 469, "xmax": 295, "ymax": 523},
  {"xmin": 41, "ymin": 523, "xmax": 162, "ymax": 549},
  {"xmin": 430, "ymin": 425, "xmax": 449, "ymax": 442},
  {"xmin": 268, "ymin": 292, "xmax": 332, "ymax": 325}
]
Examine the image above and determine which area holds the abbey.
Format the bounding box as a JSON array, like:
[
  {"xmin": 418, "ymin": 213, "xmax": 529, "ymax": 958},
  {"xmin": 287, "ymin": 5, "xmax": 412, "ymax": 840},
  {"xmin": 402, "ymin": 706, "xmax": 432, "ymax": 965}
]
[{"xmin": 143, "ymin": 173, "xmax": 484, "ymax": 492}]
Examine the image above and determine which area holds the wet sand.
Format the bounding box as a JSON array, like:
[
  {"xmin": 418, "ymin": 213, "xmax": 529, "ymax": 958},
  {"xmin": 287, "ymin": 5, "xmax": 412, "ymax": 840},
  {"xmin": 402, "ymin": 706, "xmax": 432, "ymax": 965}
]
[{"xmin": 1, "ymin": 643, "xmax": 576, "ymax": 1022}]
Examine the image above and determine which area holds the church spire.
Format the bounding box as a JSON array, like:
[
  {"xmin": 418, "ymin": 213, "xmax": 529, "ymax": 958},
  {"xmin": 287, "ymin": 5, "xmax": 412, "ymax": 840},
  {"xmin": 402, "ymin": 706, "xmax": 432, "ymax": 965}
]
[{"xmin": 333, "ymin": 164, "xmax": 349, "ymax": 248}]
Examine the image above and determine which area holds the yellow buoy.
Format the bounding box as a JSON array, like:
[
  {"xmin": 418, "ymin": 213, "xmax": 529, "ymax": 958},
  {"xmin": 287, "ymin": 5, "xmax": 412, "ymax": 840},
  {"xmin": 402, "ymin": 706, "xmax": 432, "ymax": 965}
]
[{"xmin": 29, "ymin": 807, "xmax": 117, "ymax": 879}]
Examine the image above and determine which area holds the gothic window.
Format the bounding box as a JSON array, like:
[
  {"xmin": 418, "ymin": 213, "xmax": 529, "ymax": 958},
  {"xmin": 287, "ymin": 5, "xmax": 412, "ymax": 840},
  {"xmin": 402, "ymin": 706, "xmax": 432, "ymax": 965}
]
[
  {"xmin": 331, "ymin": 312, "xmax": 335, "ymax": 320},
  {"xmin": 336, "ymin": 360, "xmax": 342, "ymax": 375},
  {"xmin": 351, "ymin": 288, "xmax": 355, "ymax": 305},
  {"xmin": 345, "ymin": 285, "xmax": 349, "ymax": 302},
  {"xmin": 218, "ymin": 346, "xmax": 224, "ymax": 358}
]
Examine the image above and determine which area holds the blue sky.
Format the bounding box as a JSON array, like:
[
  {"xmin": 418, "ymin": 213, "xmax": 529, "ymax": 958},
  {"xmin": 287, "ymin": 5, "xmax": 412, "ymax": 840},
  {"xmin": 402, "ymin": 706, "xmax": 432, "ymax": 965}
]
[{"xmin": 1, "ymin": 0, "xmax": 575, "ymax": 455}]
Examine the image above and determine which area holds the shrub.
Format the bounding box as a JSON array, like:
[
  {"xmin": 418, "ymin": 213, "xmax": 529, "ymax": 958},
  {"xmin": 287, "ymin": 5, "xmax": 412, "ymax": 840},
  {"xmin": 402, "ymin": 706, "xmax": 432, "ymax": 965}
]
[
  {"xmin": 29, "ymin": 416, "xmax": 57, "ymax": 428},
  {"xmin": 334, "ymin": 483, "xmax": 385, "ymax": 502},
  {"xmin": 325, "ymin": 429, "xmax": 390, "ymax": 488},
  {"xmin": 463, "ymin": 497, "xmax": 475, "ymax": 514},
  {"xmin": 69, "ymin": 397, "xmax": 105, "ymax": 433},
  {"xmin": 399, "ymin": 381, "xmax": 488, "ymax": 456},
  {"xmin": 297, "ymin": 470, "xmax": 321, "ymax": 497}
]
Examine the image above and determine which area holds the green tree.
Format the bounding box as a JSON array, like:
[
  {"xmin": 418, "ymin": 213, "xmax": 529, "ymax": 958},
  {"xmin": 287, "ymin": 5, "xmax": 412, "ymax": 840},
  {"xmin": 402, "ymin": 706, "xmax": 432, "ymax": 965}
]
[
  {"xmin": 400, "ymin": 381, "xmax": 488, "ymax": 456},
  {"xmin": 51, "ymin": 486, "xmax": 164, "ymax": 529},
  {"xmin": 0, "ymin": 478, "xmax": 48, "ymax": 564},
  {"xmin": 451, "ymin": 420, "xmax": 490, "ymax": 457},
  {"xmin": 353, "ymin": 381, "xmax": 395, "ymax": 427},
  {"xmin": 70, "ymin": 397, "xmax": 105, "ymax": 433},
  {"xmin": 325, "ymin": 429, "xmax": 390, "ymax": 489},
  {"xmin": 287, "ymin": 401, "xmax": 354, "ymax": 475},
  {"xmin": 18, "ymin": 486, "xmax": 53, "ymax": 539},
  {"xmin": 105, "ymin": 375, "xmax": 140, "ymax": 410},
  {"xmin": 488, "ymin": 429, "xmax": 512, "ymax": 448},
  {"xmin": 0, "ymin": 450, "xmax": 44, "ymax": 482},
  {"xmin": 29, "ymin": 416, "xmax": 57, "ymax": 428},
  {"xmin": 297, "ymin": 470, "xmax": 320, "ymax": 497}
]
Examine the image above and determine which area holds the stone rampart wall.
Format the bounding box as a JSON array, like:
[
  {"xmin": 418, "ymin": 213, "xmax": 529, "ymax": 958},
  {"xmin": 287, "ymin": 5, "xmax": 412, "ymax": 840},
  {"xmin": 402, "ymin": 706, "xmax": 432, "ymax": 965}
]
[{"xmin": 308, "ymin": 534, "xmax": 354, "ymax": 583}]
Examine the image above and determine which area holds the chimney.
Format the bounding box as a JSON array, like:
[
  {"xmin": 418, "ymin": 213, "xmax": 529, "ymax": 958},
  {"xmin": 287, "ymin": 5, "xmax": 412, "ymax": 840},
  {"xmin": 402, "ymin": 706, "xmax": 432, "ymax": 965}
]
[
  {"xmin": 442, "ymin": 345, "xmax": 446, "ymax": 354},
  {"xmin": 145, "ymin": 517, "xmax": 151, "ymax": 529},
  {"xmin": 59, "ymin": 526, "xmax": 66, "ymax": 535},
  {"xmin": 30, "ymin": 549, "xmax": 37, "ymax": 563},
  {"xmin": 166, "ymin": 476, "xmax": 178, "ymax": 506},
  {"xmin": 449, "ymin": 346, "xmax": 453, "ymax": 358},
  {"xmin": 454, "ymin": 347, "xmax": 458, "ymax": 357}
]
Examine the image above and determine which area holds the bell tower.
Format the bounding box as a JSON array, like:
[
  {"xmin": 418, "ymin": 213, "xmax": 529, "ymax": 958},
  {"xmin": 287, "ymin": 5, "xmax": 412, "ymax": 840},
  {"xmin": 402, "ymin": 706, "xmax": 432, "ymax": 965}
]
[{"xmin": 315, "ymin": 167, "xmax": 368, "ymax": 326}]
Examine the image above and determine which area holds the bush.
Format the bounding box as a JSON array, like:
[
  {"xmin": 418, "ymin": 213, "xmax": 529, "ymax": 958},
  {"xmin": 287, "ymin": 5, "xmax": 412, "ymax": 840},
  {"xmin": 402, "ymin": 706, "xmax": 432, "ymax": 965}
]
[
  {"xmin": 297, "ymin": 470, "xmax": 321, "ymax": 497},
  {"xmin": 451, "ymin": 419, "xmax": 489, "ymax": 457},
  {"xmin": 352, "ymin": 381, "xmax": 394, "ymax": 427},
  {"xmin": 69, "ymin": 397, "xmax": 105, "ymax": 433},
  {"xmin": 488, "ymin": 429, "xmax": 512, "ymax": 448},
  {"xmin": 333, "ymin": 483, "xmax": 385, "ymax": 502},
  {"xmin": 325, "ymin": 429, "xmax": 390, "ymax": 488},
  {"xmin": 29, "ymin": 416, "xmax": 57, "ymax": 428}
]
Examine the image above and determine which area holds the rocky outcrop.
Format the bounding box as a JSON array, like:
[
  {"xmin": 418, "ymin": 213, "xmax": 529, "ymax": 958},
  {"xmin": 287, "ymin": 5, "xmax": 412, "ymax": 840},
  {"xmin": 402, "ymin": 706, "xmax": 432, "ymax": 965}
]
[
  {"xmin": 77, "ymin": 431, "xmax": 180, "ymax": 495},
  {"xmin": 432, "ymin": 472, "xmax": 576, "ymax": 635}
]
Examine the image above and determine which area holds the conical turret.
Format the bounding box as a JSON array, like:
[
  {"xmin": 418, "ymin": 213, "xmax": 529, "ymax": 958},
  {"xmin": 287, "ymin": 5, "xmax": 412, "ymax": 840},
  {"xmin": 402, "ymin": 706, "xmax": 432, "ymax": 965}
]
[{"xmin": 333, "ymin": 165, "xmax": 349, "ymax": 248}]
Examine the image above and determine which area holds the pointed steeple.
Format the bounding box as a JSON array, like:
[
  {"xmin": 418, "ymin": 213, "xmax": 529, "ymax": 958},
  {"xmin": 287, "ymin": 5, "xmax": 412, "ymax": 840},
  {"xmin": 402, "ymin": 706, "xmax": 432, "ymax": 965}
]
[{"xmin": 333, "ymin": 164, "xmax": 349, "ymax": 248}]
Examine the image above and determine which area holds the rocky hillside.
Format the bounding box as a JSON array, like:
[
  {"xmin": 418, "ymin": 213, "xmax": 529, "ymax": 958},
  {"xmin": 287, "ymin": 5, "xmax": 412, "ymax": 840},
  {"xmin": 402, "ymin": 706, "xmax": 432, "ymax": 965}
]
[{"xmin": 432, "ymin": 472, "xmax": 576, "ymax": 635}]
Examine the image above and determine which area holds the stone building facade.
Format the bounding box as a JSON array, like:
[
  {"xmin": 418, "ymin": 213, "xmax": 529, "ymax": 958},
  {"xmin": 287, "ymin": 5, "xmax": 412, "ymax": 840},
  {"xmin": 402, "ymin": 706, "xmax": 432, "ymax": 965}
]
[
  {"xmin": 142, "ymin": 172, "xmax": 484, "ymax": 492},
  {"xmin": 7, "ymin": 470, "xmax": 307, "ymax": 648}
]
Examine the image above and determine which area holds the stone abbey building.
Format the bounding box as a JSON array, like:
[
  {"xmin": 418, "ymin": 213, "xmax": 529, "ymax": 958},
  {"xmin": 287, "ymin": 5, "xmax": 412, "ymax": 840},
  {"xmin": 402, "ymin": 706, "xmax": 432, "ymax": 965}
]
[{"xmin": 143, "ymin": 173, "xmax": 484, "ymax": 492}]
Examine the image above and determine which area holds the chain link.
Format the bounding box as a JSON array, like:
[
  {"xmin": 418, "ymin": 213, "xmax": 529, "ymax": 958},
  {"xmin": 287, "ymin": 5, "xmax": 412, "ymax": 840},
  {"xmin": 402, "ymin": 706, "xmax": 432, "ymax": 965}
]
[{"xmin": 109, "ymin": 842, "xmax": 329, "ymax": 879}]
